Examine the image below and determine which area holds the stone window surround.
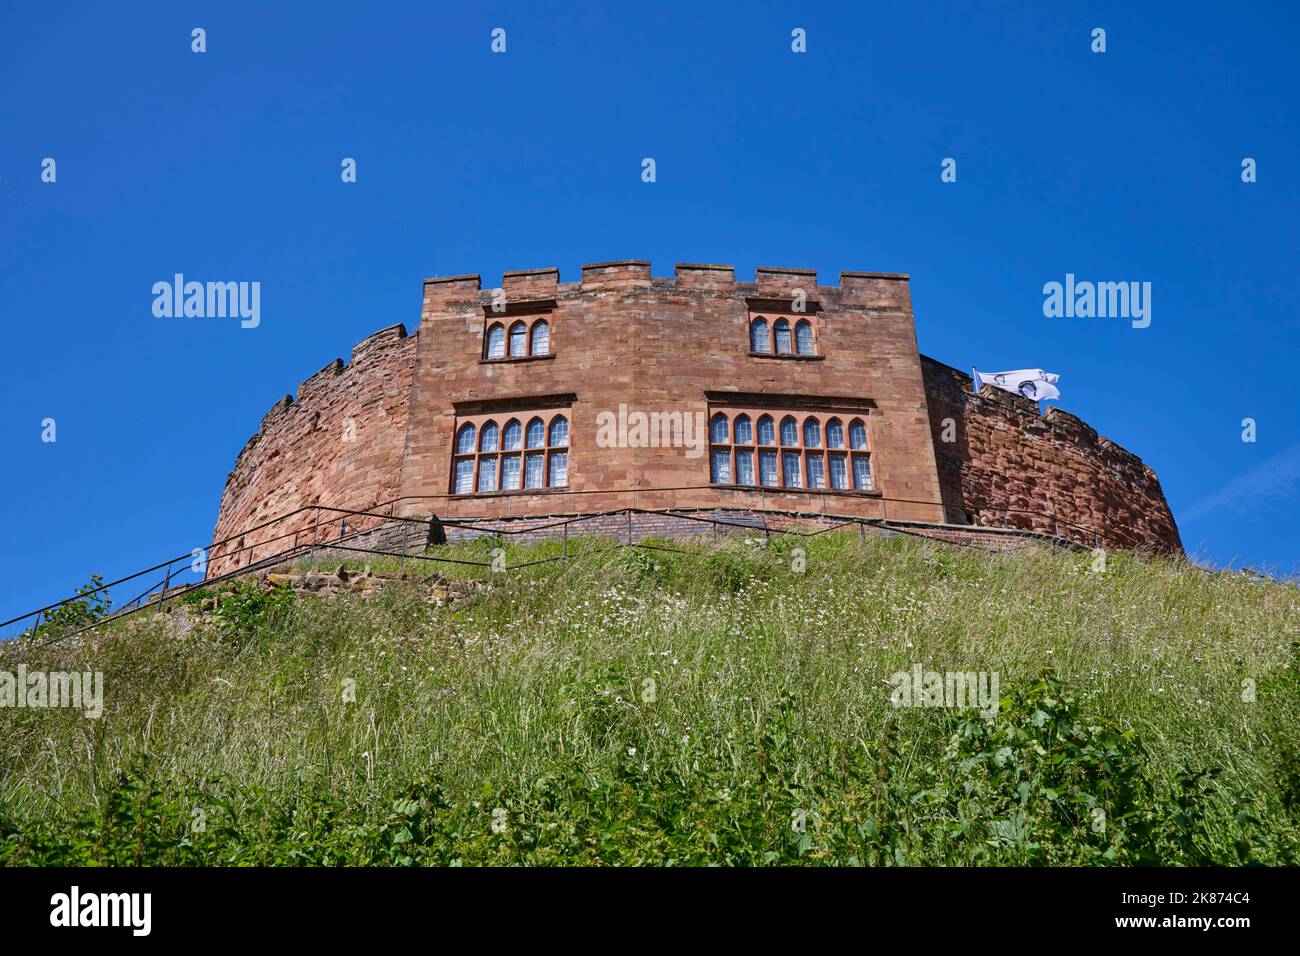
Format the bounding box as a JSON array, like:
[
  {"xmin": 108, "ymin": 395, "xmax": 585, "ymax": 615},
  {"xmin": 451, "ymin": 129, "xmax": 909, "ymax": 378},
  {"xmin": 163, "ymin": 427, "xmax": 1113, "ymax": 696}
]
[
  {"xmin": 704, "ymin": 394, "xmax": 879, "ymax": 496},
  {"xmin": 449, "ymin": 393, "xmax": 574, "ymax": 498},
  {"xmin": 745, "ymin": 295, "xmax": 824, "ymax": 360},
  {"xmin": 481, "ymin": 300, "xmax": 555, "ymax": 364}
]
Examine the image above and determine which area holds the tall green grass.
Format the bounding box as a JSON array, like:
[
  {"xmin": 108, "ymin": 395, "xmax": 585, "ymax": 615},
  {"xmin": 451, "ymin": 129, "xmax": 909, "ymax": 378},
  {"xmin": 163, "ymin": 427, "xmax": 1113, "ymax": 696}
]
[{"xmin": 1, "ymin": 530, "xmax": 1296, "ymax": 865}]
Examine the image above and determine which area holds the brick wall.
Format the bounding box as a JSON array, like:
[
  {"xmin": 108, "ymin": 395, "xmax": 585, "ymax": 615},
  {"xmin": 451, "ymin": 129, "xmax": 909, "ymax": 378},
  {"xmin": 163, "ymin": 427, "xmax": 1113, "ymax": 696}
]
[{"xmin": 921, "ymin": 357, "xmax": 1182, "ymax": 554}]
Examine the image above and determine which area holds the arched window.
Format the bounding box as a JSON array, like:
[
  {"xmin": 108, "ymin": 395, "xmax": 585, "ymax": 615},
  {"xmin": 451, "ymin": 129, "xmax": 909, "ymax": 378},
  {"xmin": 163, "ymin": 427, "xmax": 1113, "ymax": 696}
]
[
  {"xmin": 525, "ymin": 417, "xmax": 545, "ymax": 449},
  {"xmin": 709, "ymin": 413, "xmax": 758, "ymax": 486},
  {"xmin": 453, "ymin": 423, "xmax": 476, "ymax": 494},
  {"xmin": 705, "ymin": 407, "xmax": 870, "ymax": 496},
  {"xmin": 486, "ymin": 324, "xmax": 505, "ymax": 359},
  {"xmin": 848, "ymin": 419, "xmax": 868, "ymax": 450},
  {"xmin": 530, "ymin": 320, "xmax": 550, "ymax": 355},
  {"xmin": 456, "ymin": 409, "xmax": 573, "ymax": 494},
  {"xmin": 549, "ymin": 416, "xmax": 568, "ymax": 447},
  {"xmin": 795, "ymin": 320, "xmax": 814, "ymax": 355},
  {"xmin": 509, "ymin": 321, "xmax": 528, "ymax": 357},
  {"xmin": 773, "ymin": 319, "xmax": 792, "ymax": 354},
  {"xmin": 502, "ymin": 419, "xmax": 522, "ymax": 451},
  {"xmin": 779, "ymin": 415, "xmax": 798, "ymax": 446},
  {"xmin": 750, "ymin": 319, "xmax": 770, "ymax": 353},
  {"xmin": 710, "ymin": 413, "xmax": 729, "ymax": 444}
]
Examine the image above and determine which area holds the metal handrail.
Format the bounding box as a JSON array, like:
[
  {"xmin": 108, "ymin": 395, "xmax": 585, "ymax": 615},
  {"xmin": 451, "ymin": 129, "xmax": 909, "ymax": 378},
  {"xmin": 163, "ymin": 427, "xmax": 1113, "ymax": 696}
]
[{"xmin": 1, "ymin": 493, "xmax": 1096, "ymax": 643}]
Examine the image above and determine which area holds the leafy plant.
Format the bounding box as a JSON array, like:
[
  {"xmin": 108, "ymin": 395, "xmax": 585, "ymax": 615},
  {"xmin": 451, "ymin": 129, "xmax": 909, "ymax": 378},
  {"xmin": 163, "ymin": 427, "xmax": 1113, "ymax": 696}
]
[{"xmin": 27, "ymin": 575, "xmax": 111, "ymax": 638}]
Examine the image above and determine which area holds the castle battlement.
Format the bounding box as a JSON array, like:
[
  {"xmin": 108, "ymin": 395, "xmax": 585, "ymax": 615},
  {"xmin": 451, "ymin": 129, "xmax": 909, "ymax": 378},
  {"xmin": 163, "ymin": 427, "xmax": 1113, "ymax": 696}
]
[
  {"xmin": 211, "ymin": 260, "xmax": 1181, "ymax": 573},
  {"xmin": 422, "ymin": 261, "xmax": 914, "ymax": 312}
]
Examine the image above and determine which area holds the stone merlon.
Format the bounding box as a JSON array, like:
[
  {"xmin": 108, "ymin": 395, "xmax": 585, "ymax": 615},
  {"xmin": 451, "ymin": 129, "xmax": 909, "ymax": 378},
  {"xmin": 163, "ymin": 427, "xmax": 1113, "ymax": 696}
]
[{"xmin": 210, "ymin": 260, "xmax": 1181, "ymax": 574}]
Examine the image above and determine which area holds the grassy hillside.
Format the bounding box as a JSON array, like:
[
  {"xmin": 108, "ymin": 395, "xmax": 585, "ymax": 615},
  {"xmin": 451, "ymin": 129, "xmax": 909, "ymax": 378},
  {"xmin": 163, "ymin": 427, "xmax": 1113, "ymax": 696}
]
[{"xmin": 2, "ymin": 530, "xmax": 1297, "ymax": 866}]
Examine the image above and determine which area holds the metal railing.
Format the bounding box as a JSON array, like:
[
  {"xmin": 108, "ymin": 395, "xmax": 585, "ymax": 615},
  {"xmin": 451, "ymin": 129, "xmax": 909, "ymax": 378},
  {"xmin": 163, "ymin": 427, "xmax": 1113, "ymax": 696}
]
[{"xmin": 0, "ymin": 494, "xmax": 1095, "ymax": 646}]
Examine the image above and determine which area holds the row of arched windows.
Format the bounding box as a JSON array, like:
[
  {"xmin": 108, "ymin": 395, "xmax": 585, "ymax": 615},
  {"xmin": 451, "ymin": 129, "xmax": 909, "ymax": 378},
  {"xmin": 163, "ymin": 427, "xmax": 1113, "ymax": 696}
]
[
  {"xmin": 750, "ymin": 316, "xmax": 815, "ymax": 356},
  {"xmin": 485, "ymin": 319, "xmax": 550, "ymax": 360},
  {"xmin": 453, "ymin": 415, "xmax": 568, "ymax": 493},
  {"xmin": 708, "ymin": 412, "xmax": 871, "ymax": 491}
]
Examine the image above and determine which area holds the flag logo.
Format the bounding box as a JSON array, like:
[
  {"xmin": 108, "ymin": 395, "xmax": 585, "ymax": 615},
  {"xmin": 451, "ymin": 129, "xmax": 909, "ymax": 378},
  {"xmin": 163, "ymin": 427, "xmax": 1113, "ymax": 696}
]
[{"xmin": 973, "ymin": 368, "xmax": 1061, "ymax": 402}]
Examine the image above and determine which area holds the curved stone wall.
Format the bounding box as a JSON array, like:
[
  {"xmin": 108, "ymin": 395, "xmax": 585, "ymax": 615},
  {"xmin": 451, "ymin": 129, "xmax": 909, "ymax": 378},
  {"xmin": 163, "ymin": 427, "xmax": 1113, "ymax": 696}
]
[
  {"xmin": 209, "ymin": 324, "xmax": 417, "ymax": 573},
  {"xmin": 921, "ymin": 357, "xmax": 1182, "ymax": 554},
  {"xmin": 207, "ymin": 264, "xmax": 1182, "ymax": 574}
]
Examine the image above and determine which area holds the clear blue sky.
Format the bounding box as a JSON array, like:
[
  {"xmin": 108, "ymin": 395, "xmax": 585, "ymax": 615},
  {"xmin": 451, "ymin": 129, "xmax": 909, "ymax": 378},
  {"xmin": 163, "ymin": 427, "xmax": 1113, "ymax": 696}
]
[{"xmin": 2, "ymin": 1, "xmax": 1297, "ymax": 624}]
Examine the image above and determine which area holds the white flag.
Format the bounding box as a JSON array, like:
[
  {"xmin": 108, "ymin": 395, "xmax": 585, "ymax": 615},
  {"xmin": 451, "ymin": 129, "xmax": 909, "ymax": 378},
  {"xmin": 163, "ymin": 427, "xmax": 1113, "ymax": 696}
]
[{"xmin": 974, "ymin": 368, "xmax": 1061, "ymax": 402}]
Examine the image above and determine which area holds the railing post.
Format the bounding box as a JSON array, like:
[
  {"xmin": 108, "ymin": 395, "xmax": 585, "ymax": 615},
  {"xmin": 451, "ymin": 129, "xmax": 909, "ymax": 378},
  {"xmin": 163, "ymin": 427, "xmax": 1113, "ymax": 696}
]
[
  {"xmin": 160, "ymin": 561, "xmax": 173, "ymax": 609},
  {"xmin": 311, "ymin": 511, "xmax": 320, "ymax": 571},
  {"xmin": 626, "ymin": 509, "xmax": 633, "ymax": 547},
  {"xmin": 563, "ymin": 522, "xmax": 569, "ymax": 561}
]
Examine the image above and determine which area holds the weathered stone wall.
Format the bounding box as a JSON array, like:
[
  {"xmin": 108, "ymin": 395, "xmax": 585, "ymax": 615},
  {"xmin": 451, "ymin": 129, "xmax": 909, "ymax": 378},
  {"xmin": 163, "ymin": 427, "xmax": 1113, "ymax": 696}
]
[
  {"xmin": 207, "ymin": 262, "xmax": 1183, "ymax": 575},
  {"xmin": 920, "ymin": 357, "xmax": 1182, "ymax": 554},
  {"xmin": 400, "ymin": 261, "xmax": 945, "ymax": 524},
  {"xmin": 209, "ymin": 324, "xmax": 417, "ymax": 574}
]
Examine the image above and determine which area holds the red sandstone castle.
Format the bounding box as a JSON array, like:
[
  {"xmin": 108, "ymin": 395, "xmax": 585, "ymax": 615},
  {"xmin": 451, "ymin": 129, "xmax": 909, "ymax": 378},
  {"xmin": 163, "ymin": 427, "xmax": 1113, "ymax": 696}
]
[{"xmin": 210, "ymin": 260, "xmax": 1181, "ymax": 571}]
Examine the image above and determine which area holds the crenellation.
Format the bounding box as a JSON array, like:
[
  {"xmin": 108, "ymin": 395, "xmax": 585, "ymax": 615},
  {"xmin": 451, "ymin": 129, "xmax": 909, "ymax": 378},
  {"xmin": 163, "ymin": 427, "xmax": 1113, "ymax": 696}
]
[
  {"xmin": 755, "ymin": 266, "xmax": 817, "ymax": 297},
  {"xmin": 501, "ymin": 267, "xmax": 560, "ymax": 302},
  {"xmin": 210, "ymin": 262, "xmax": 1181, "ymax": 575},
  {"xmin": 580, "ymin": 259, "xmax": 652, "ymax": 292},
  {"xmin": 422, "ymin": 274, "xmax": 482, "ymax": 314},
  {"xmin": 675, "ymin": 262, "xmax": 736, "ymax": 291},
  {"xmin": 921, "ymin": 354, "xmax": 1180, "ymax": 553},
  {"xmin": 839, "ymin": 271, "xmax": 911, "ymax": 308},
  {"xmin": 297, "ymin": 359, "xmax": 344, "ymax": 402},
  {"xmin": 350, "ymin": 323, "xmax": 409, "ymax": 362}
]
